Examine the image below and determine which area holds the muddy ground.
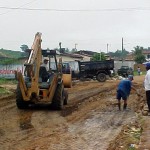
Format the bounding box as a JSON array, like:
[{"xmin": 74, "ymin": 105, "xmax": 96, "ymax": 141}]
[{"xmin": 0, "ymin": 76, "xmax": 146, "ymax": 150}]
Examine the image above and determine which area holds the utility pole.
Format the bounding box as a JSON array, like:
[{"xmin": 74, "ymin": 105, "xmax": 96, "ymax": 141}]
[
  {"xmin": 99, "ymin": 49, "xmax": 101, "ymax": 61},
  {"xmin": 59, "ymin": 42, "xmax": 62, "ymax": 52},
  {"xmin": 75, "ymin": 43, "xmax": 78, "ymax": 51},
  {"xmin": 107, "ymin": 43, "xmax": 109, "ymax": 53}
]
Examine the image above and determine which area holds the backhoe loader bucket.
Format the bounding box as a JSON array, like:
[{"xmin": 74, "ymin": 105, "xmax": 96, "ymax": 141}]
[{"xmin": 63, "ymin": 74, "xmax": 72, "ymax": 88}]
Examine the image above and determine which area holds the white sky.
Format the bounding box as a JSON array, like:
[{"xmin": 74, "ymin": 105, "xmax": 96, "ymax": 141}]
[{"xmin": 0, "ymin": 0, "xmax": 150, "ymax": 53}]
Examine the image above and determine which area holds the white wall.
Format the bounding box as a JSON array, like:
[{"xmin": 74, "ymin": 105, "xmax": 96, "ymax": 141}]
[
  {"xmin": 0, "ymin": 64, "xmax": 24, "ymax": 79},
  {"xmin": 57, "ymin": 55, "xmax": 82, "ymax": 62},
  {"xmin": 82, "ymin": 55, "xmax": 91, "ymax": 61}
]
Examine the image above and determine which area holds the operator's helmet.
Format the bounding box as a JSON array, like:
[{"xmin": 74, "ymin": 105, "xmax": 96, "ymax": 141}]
[{"xmin": 128, "ymin": 75, "xmax": 134, "ymax": 81}]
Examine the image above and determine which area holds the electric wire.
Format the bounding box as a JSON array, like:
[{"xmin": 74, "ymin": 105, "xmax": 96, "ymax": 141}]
[
  {"xmin": 0, "ymin": 6, "xmax": 150, "ymax": 12},
  {"xmin": 0, "ymin": 0, "xmax": 38, "ymax": 16}
]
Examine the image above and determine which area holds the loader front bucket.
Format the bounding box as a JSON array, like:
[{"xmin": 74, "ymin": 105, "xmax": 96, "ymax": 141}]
[{"xmin": 62, "ymin": 74, "xmax": 72, "ymax": 88}]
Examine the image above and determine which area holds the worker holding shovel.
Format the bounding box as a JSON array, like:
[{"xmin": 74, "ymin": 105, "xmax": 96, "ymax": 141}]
[{"xmin": 116, "ymin": 75, "xmax": 139, "ymax": 111}]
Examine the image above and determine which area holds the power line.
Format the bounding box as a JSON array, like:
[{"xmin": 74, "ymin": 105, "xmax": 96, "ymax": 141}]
[
  {"xmin": 0, "ymin": 0, "xmax": 38, "ymax": 16},
  {"xmin": 0, "ymin": 6, "xmax": 150, "ymax": 12}
]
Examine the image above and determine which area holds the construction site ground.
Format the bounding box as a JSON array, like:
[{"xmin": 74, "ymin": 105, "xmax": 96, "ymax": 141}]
[{"xmin": 0, "ymin": 75, "xmax": 150, "ymax": 150}]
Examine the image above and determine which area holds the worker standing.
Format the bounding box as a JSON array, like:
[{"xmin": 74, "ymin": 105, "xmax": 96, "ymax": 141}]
[
  {"xmin": 116, "ymin": 75, "xmax": 138, "ymax": 110},
  {"xmin": 144, "ymin": 63, "xmax": 150, "ymax": 114}
]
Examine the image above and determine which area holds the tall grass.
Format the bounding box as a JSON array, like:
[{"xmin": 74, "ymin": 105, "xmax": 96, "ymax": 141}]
[{"xmin": 0, "ymin": 78, "xmax": 17, "ymax": 85}]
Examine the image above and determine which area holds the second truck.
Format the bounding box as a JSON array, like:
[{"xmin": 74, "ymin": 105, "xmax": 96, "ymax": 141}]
[{"xmin": 72, "ymin": 60, "xmax": 114, "ymax": 82}]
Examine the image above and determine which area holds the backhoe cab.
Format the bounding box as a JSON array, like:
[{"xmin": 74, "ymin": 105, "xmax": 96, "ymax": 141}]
[{"xmin": 15, "ymin": 32, "xmax": 71, "ymax": 110}]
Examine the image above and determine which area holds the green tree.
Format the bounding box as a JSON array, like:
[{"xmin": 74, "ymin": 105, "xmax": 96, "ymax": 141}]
[
  {"xmin": 108, "ymin": 49, "xmax": 129, "ymax": 59},
  {"xmin": 134, "ymin": 46, "xmax": 145, "ymax": 64},
  {"xmin": 92, "ymin": 52, "xmax": 106, "ymax": 61},
  {"xmin": 114, "ymin": 50, "xmax": 122, "ymax": 57},
  {"xmin": 71, "ymin": 48, "xmax": 77, "ymax": 53},
  {"xmin": 20, "ymin": 44, "xmax": 29, "ymax": 52},
  {"xmin": 115, "ymin": 49, "xmax": 129, "ymax": 58},
  {"xmin": 20, "ymin": 45, "xmax": 29, "ymax": 57},
  {"xmin": 65, "ymin": 48, "xmax": 70, "ymax": 53},
  {"xmin": 134, "ymin": 55, "xmax": 145, "ymax": 64},
  {"xmin": 134, "ymin": 46, "xmax": 143, "ymax": 55},
  {"xmin": 54, "ymin": 48, "xmax": 59, "ymax": 51}
]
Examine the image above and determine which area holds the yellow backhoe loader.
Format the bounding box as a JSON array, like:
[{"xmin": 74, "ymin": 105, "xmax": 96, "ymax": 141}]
[{"xmin": 15, "ymin": 32, "xmax": 72, "ymax": 110}]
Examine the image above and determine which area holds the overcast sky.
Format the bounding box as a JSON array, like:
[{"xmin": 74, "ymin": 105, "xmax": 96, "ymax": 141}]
[{"xmin": 0, "ymin": 0, "xmax": 150, "ymax": 53}]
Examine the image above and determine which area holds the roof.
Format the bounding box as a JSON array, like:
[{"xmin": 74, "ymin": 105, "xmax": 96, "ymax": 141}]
[
  {"xmin": 60, "ymin": 53, "xmax": 83, "ymax": 59},
  {"xmin": 142, "ymin": 50, "xmax": 150, "ymax": 54},
  {"xmin": 74, "ymin": 50, "xmax": 96, "ymax": 57}
]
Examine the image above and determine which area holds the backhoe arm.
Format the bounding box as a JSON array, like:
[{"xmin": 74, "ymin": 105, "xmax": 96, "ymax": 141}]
[{"xmin": 17, "ymin": 32, "xmax": 42, "ymax": 100}]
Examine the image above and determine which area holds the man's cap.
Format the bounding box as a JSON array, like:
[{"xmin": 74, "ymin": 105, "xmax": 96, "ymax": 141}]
[
  {"xmin": 146, "ymin": 62, "xmax": 150, "ymax": 68},
  {"xmin": 128, "ymin": 75, "xmax": 134, "ymax": 80},
  {"xmin": 44, "ymin": 58, "xmax": 49, "ymax": 61}
]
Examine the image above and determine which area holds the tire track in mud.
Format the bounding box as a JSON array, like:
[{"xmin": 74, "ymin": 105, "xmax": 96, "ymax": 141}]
[
  {"xmin": 0, "ymin": 94, "xmax": 35, "ymax": 150},
  {"xmin": 62, "ymin": 84, "xmax": 117, "ymax": 117},
  {"xmin": 0, "ymin": 108, "xmax": 36, "ymax": 150},
  {"xmin": 0, "ymin": 82, "xmax": 118, "ymax": 150},
  {"xmin": 0, "ymin": 80, "xmax": 142, "ymax": 150},
  {"xmin": 62, "ymin": 99, "xmax": 137, "ymax": 150},
  {"xmin": 0, "ymin": 129, "xmax": 37, "ymax": 150},
  {"xmin": 26, "ymin": 94, "xmax": 137, "ymax": 150},
  {"xmin": 0, "ymin": 95, "xmax": 16, "ymax": 112}
]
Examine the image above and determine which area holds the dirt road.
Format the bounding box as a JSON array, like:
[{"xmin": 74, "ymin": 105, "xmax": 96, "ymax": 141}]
[{"xmin": 0, "ymin": 76, "xmax": 145, "ymax": 150}]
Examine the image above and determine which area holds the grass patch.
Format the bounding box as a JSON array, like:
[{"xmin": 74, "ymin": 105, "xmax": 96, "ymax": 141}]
[
  {"xmin": 133, "ymin": 71, "xmax": 146, "ymax": 76},
  {"xmin": 0, "ymin": 78, "xmax": 17, "ymax": 96},
  {"xmin": 0, "ymin": 87, "xmax": 12, "ymax": 95},
  {"xmin": 0, "ymin": 78, "xmax": 17, "ymax": 85}
]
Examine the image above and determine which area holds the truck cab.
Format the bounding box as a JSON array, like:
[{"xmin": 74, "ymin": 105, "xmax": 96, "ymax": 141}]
[{"xmin": 117, "ymin": 66, "xmax": 133, "ymax": 77}]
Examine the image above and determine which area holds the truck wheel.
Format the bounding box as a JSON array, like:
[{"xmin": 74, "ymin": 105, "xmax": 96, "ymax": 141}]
[
  {"xmin": 63, "ymin": 90, "xmax": 68, "ymax": 105},
  {"xmin": 52, "ymin": 83, "xmax": 64, "ymax": 110},
  {"xmin": 97, "ymin": 73, "xmax": 106, "ymax": 82},
  {"xmin": 16, "ymin": 84, "xmax": 29, "ymax": 109},
  {"xmin": 127, "ymin": 70, "xmax": 133, "ymax": 75}
]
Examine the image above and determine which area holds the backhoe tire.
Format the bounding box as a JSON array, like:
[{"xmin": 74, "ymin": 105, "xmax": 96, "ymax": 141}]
[
  {"xmin": 63, "ymin": 90, "xmax": 68, "ymax": 105},
  {"xmin": 97, "ymin": 73, "xmax": 106, "ymax": 82},
  {"xmin": 52, "ymin": 83, "xmax": 64, "ymax": 110},
  {"xmin": 16, "ymin": 84, "xmax": 29, "ymax": 109}
]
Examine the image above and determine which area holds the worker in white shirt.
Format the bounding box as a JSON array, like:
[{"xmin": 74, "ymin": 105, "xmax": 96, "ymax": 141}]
[
  {"xmin": 40, "ymin": 58, "xmax": 52, "ymax": 82},
  {"xmin": 41, "ymin": 58, "xmax": 49, "ymax": 71},
  {"xmin": 144, "ymin": 62, "xmax": 150, "ymax": 113}
]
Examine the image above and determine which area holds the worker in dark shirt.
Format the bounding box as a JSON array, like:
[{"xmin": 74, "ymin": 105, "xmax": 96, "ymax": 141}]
[{"xmin": 116, "ymin": 75, "xmax": 138, "ymax": 110}]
